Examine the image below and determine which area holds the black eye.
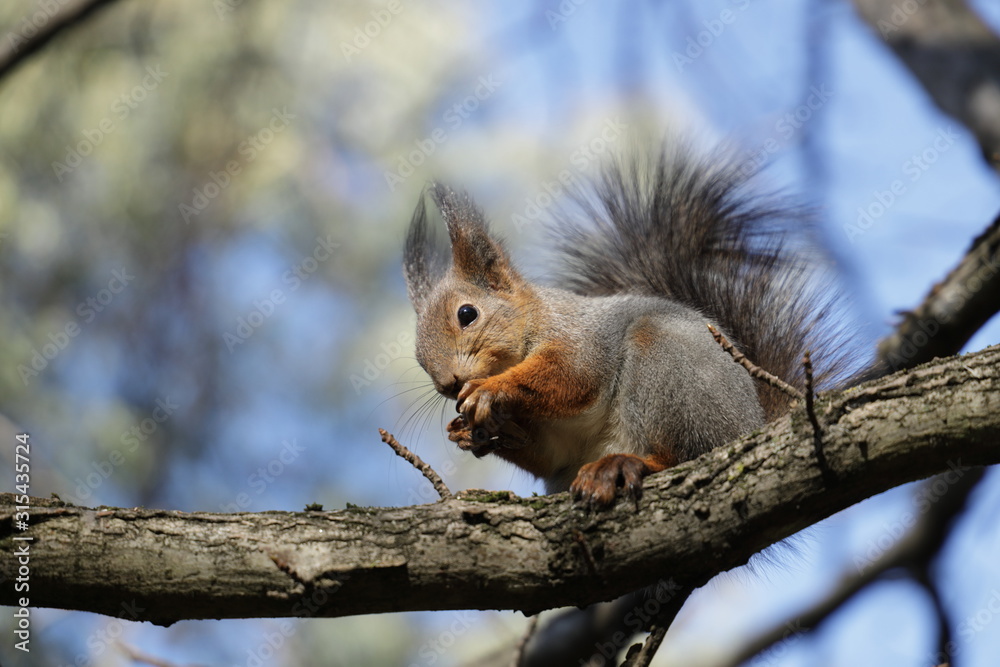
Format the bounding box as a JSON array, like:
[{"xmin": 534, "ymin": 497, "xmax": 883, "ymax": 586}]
[{"xmin": 457, "ymin": 304, "xmax": 478, "ymax": 328}]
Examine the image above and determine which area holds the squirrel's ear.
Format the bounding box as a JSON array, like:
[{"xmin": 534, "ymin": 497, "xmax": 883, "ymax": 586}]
[
  {"xmin": 403, "ymin": 193, "xmax": 447, "ymax": 314},
  {"xmin": 429, "ymin": 183, "xmax": 521, "ymax": 293}
]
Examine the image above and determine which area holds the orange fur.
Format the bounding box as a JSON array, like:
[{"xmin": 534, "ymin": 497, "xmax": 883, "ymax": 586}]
[
  {"xmin": 630, "ymin": 316, "xmax": 659, "ymax": 352},
  {"xmin": 570, "ymin": 452, "xmax": 676, "ymax": 506},
  {"xmin": 482, "ymin": 344, "xmax": 598, "ymax": 419}
]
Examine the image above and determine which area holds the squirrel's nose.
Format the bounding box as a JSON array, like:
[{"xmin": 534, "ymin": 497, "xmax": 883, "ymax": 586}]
[{"xmin": 441, "ymin": 375, "xmax": 463, "ymax": 399}]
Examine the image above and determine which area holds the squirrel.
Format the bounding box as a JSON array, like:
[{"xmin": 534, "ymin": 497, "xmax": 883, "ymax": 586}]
[{"xmin": 402, "ymin": 143, "xmax": 856, "ymax": 507}]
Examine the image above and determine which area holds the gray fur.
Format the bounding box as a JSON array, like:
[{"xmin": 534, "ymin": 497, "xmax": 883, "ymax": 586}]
[
  {"xmin": 525, "ymin": 287, "xmax": 762, "ymax": 492},
  {"xmin": 402, "ymin": 143, "xmax": 862, "ymax": 493},
  {"xmin": 549, "ymin": 144, "xmax": 859, "ymax": 404}
]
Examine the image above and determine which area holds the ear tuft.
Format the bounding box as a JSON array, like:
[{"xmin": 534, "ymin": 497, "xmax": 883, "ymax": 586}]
[
  {"xmin": 403, "ymin": 192, "xmax": 447, "ymax": 313},
  {"xmin": 428, "ymin": 183, "xmax": 521, "ymax": 292}
]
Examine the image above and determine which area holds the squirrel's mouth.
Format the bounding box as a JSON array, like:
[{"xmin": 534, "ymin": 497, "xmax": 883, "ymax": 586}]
[
  {"xmin": 435, "ymin": 375, "xmax": 464, "ymax": 400},
  {"xmin": 435, "ymin": 369, "xmax": 491, "ymax": 400}
]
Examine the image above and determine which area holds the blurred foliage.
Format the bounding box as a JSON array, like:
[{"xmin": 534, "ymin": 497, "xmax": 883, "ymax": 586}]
[
  {"xmin": 0, "ymin": 0, "xmax": 499, "ymax": 510},
  {"xmin": 0, "ymin": 0, "xmax": 999, "ymax": 666},
  {"xmin": 0, "ymin": 2, "xmax": 648, "ymax": 664}
]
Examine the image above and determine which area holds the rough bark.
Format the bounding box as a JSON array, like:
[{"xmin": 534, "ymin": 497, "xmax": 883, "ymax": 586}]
[{"xmin": 2, "ymin": 345, "xmax": 999, "ymax": 626}]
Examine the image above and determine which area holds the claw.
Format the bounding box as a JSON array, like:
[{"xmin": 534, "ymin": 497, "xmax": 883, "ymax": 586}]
[{"xmin": 570, "ymin": 454, "xmax": 655, "ymax": 509}]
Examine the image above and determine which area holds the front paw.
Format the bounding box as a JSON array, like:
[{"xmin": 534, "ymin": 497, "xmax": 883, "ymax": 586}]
[
  {"xmin": 447, "ymin": 416, "xmax": 496, "ymax": 458},
  {"xmin": 456, "ymin": 380, "xmax": 507, "ymax": 441},
  {"xmin": 447, "ymin": 416, "xmax": 531, "ymax": 460}
]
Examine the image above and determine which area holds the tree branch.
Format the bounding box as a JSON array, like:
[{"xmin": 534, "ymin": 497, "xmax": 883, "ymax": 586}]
[
  {"xmin": 526, "ymin": 210, "xmax": 1000, "ymax": 666},
  {"xmin": 718, "ymin": 467, "xmax": 985, "ymax": 667},
  {"xmin": 851, "ymin": 0, "xmax": 1000, "ymax": 173},
  {"xmin": 877, "ymin": 213, "xmax": 1000, "ymax": 371},
  {"xmin": 0, "ymin": 0, "xmax": 123, "ymax": 85},
  {"xmin": 2, "ymin": 345, "xmax": 999, "ymax": 626}
]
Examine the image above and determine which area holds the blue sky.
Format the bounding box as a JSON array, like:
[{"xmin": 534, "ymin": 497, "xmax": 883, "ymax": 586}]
[{"xmin": 5, "ymin": 2, "xmax": 1000, "ymax": 666}]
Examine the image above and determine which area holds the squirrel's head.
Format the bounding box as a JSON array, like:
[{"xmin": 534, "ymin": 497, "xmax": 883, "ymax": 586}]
[{"xmin": 403, "ymin": 184, "xmax": 532, "ymax": 399}]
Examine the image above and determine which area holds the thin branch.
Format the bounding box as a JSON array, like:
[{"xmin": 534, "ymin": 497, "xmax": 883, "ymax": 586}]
[
  {"xmin": 516, "ymin": 591, "xmax": 650, "ymax": 667},
  {"xmin": 378, "ymin": 428, "xmax": 452, "ymax": 500},
  {"xmin": 851, "ymin": 0, "xmax": 1000, "ymax": 174},
  {"xmin": 118, "ymin": 642, "xmax": 197, "ymax": 667},
  {"xmin": 572, "ymin": 529, "xmax": 598, "ymax": 576},
  {"xmin": 803, "ymin": 351, "xmax": 820, "ymax": 436},
  {"xmin": 876, "ymin": 213, "xmax": 1000, "ymax": 372},
  {"xmin": 0, "ymin": 0, "xmax": 124, "ymax": 84},
  {"xmin": 520, "ymin": 581, "xmax": 691, "ymax": 667},
  {"xmin": 510, "ymin": 615, "xmax": 540, "ymax": 667},
  {"xmin": 803, "ymin": 351, "xmax": 834, "ymax": 484},
  {"xmin": 914, "ymin": 566, "xmax": 955, "ymax": 667},
  {"xmin": 707, "ymin": 324, "xmax": 804, "ymax": 400},
  {"xmin": 617, "ymin": 580, "xmax": 698, "ymax": 667},
  {"xmin": 2, "ymin": 347, "xmax": 998, "ymax": 625},
  {"xmin": 539, "ymin": 163, "xmax": 1000, "ymax": 667},
  {"xmin": 718, "ymin": 468, "xmax": 984, "ymax": 667},
  {"xmin": 622, "ymin": 625, "xmax": 667, "ymax": 667}
]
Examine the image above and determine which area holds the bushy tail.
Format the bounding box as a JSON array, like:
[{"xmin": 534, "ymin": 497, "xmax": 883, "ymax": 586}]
[{"xmin": 549, "ymin": 143, "xmax": 865, "ymax": 419}]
